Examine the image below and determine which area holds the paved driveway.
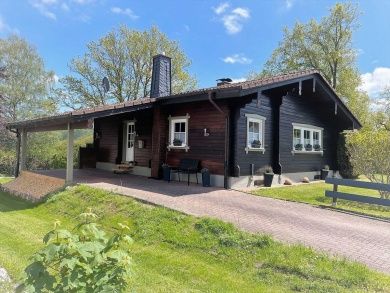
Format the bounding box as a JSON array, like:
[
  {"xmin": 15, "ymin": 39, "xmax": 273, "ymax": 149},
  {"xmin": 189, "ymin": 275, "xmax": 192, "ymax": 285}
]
[{"xmin": 38, "ymin": 169, "xmax": 390, "ymax": 273}]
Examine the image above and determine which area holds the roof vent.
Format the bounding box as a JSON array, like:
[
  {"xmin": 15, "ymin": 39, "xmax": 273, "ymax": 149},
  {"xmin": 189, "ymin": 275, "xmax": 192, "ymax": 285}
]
[{"xmin": 216, "ymin": 78, "xmax": 232, "ymax": 86}]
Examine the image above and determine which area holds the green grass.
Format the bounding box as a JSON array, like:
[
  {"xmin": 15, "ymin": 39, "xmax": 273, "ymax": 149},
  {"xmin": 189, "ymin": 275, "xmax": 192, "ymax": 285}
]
[
  {"xmin": 252, "ymin": 182, "xmax": 390, "ymax": 219},
  {"xmin": 0, "ymin": 184, "xmax": 389, "ymax": 292}
]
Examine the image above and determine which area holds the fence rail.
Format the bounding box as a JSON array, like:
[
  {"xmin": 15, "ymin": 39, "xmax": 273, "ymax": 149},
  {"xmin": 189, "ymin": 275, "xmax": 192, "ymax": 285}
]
[{"xmin": 325, "ymin": 177, "xmax": 390, "ymax": 207}]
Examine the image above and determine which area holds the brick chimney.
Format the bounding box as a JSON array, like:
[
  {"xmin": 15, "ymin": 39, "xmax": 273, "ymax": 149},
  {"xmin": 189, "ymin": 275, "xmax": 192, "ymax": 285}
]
[{"xmin": 150, "ymin": 54, "xmax": 172, "ymax": 98}]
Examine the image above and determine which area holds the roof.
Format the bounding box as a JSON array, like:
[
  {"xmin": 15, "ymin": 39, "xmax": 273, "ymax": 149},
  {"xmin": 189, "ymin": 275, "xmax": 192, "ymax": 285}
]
[{"xmin": 6, "ymin": 69, "xmax": 361, "ymax": 131}]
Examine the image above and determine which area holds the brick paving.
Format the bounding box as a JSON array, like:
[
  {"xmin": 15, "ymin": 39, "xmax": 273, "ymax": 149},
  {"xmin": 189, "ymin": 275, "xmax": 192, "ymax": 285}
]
[{"xmin": 38, "ymin": 169, "xmax": 390, "ymax": 273}]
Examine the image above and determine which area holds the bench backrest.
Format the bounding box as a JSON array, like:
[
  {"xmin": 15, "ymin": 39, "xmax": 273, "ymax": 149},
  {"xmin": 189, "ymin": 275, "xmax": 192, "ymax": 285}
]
[{"xmin": 179, "ymin": 159, "xmax": 199, "ymax": 170}]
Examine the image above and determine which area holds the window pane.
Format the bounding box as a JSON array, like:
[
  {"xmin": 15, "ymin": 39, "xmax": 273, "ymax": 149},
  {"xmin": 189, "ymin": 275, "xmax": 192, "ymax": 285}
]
[
  {"xmin": 313, "ymin": 131, "xmax": 320, "ymax": 145},
  {"xmin": 249, "ymin": 122, "xmax": 254, "ymax": 132},
  {"xmin": 304, "ymin": 130, "xmax": 311, "ymax": 145},
  {"xmin": 175, "ymin": 123, "xmax": 180, "ymax": 132},
  {"xmin": 253, "ymin": 122, "xmax": 259, "ymax": 133}
]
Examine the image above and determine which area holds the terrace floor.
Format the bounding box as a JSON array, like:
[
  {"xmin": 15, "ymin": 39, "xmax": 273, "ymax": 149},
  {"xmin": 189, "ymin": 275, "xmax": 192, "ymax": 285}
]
[{"xmin": 36, "ymin": 168, "xmax": 390, "ymax": 273}]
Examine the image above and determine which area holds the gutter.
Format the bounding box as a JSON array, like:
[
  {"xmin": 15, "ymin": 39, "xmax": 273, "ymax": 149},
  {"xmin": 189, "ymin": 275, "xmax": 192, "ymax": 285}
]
[{"xmin": 208, "ymin": 91, "xmax": 230, "ymax": 189}]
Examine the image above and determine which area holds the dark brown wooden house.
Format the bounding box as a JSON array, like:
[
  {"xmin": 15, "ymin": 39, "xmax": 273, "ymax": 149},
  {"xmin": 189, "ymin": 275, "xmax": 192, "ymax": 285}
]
[{"xmin": 7, "ymin": 54, "xmax": 361, "ymax": 188}]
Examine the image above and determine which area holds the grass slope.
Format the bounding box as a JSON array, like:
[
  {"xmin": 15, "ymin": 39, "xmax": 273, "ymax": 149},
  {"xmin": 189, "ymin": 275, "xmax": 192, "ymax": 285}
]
[
  {"xmin": 252, "ymin": 182, "xmax": 390, "ymax": 219},
  {"xmin": 0, "ymin": 184, "xmax": 389, "ymax": 292}
]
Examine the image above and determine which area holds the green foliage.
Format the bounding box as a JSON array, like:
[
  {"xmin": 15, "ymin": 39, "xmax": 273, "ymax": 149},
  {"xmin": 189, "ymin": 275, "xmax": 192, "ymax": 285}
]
[
  {"xmin": 337, "ymin": 131, "xmax": 358, "ymax": 179},
  {"xmin": 57, "ymin": 25, "xmax": 197, "ymax": 109},
  {"xmin": 347, "ymin": 130, "xmax": 390, "ymax": 199},
  {"xmin": 24, "ymin": 209, "xmax": 133, "ymax": 292},
  {"xmin": 0, "ymin": 35, "xmax": 56, "ymax": 122},
  {"xmin": 372, "ymin": 88, "xmax": 390, "ymax": 131}
]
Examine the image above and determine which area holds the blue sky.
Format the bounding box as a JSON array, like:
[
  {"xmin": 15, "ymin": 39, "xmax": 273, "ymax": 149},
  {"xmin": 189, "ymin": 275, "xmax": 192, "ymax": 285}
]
[{"xmin": 0, "ymin": 0, "xmax": 389, "ymax": 97}]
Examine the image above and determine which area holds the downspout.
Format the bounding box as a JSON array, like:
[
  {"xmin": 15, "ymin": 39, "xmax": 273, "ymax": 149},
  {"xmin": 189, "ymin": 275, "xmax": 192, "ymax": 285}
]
[
  {"xmin": 208, "ymin": 91, "xmax": 230, "ymax": 189},
  {"xmin": 8, "ymin": 128, "xmax": 20, "ymax": 177}
]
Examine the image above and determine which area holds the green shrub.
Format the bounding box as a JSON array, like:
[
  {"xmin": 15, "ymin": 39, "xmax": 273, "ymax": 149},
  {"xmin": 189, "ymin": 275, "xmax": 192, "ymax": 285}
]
[
  {"xmin": 337, "ymin": 131, "xmax": 358, "ymax": 179},
  {"xmin": 23, "ymin": 209, "xmax": 133, "ymax": 292}
]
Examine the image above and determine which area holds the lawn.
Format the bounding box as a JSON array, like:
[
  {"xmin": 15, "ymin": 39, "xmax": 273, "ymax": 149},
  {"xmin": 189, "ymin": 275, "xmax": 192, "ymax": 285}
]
[
  {"xmin": 0, "ymin": 183, "xmax": 389, "ymax": 292},
  {"xmin": 252, "ymin": 181, "xmax": 390, "ymax": 219}
]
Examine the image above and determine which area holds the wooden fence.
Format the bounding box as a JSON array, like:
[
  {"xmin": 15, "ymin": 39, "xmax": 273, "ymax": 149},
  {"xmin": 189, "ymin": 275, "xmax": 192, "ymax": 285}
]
[{"xmin": 325, "ymin": 177, "xmax": 390, "ymax": 207}]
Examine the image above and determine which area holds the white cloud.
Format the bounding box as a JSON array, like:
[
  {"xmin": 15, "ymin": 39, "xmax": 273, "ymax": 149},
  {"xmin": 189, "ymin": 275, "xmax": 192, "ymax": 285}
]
[
  {"xmin": 285, "ymin": 0, "xmax": 294, "ymax": 10},
  {"xmin": 222, "ymin": 53, "xmax": 252, "ymax": 64},
  {"xmin": 30, "ymin": 0, "xmax": 96, "ymax": 20},
  {"xmin": 30, "ymin": 0, "xmax": 57, "ymax": 20},
  {"xmin": 213, "ymin": 2, "xmax": 230, "ymax": 15},
  {"xmin": 111, "ymin": 7, "xmax": 138, "ymax": 20},
  {"xmin": 213, "ymin": 4, "xmax": 250, "ymax": 34},
  {"xmin": 0, "ymin": 16, "xmax": 19, "ymax": 34},
  {"xmin": 359, "ymin": 67, "xmax": 390, "ymax": 97},
  {"xmin": 231, "ymin": 77, "xmax": 247, "ymax": 83}
]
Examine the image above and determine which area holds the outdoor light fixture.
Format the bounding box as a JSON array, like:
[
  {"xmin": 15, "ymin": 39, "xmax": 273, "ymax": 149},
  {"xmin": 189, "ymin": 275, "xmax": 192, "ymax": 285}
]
[{"xmin": 203, "ymin": 128, "xmax": 210, "ymax": 137}]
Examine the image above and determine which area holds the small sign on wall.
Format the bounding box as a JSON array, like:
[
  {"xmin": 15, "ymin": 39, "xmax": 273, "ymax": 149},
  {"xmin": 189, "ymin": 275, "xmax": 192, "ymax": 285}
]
[{"xmin": 138, "ymin": 140, "xmax": 145, "ymax": 149}]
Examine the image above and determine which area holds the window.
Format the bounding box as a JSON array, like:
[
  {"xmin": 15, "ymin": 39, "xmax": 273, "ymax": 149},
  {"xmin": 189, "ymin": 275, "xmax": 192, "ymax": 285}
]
[
  {"xmin": 168, "ymin": 114, "xmax": 190, "ymax": 150},
  {"xmin": 245, "ymin": 114, "xmax": 266, "ymax": 153},
  {"xmin": 292, "ymin": 123, "xmax": 323, "ymax": 153}
]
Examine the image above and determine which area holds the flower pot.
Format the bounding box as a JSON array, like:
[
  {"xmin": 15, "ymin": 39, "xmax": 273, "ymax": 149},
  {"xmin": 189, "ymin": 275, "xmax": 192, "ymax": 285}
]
[
  {"xmin": 173, "ymin": 141, "xmax": 182, "ymax": 146},
  {"xmin": 263, "ymin": 173, "xmax": 274, "ymax": 187},
  {"xmin": 162, "ymin": 166, "xmax": 171, "ymax": 182},
  {"xmin": 201, "ymin": 170, "xmax": 210, "ymax": 187},
  {"xmin": 321, "ymin": 169, "xmax": 330, "ymax": 180}
]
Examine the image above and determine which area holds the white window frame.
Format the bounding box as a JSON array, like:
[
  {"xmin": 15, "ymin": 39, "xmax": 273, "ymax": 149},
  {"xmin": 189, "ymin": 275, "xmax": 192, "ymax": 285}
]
[
  {"xmin": 168, "ymin": 114, "xmax": 190, "ymax": 151},
  {"xmin": 245, "ymin": 113, "xmax": 266, "ymax": 154},
  {"xmin": 291, "ymin": 123, "xmax": 323, "ymax": 155}
]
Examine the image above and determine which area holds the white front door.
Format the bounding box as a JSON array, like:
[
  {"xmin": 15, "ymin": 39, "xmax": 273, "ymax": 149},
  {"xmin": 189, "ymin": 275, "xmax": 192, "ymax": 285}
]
[{"xmin": 125, "ymin": 122, "xmax": 135, "ymax": 162}]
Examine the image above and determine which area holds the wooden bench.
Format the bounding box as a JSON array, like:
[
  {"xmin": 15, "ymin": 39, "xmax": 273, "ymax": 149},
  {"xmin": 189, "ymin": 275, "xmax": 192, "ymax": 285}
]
[
  {"xmin": 325, "ymin": 177, "xmax": 390, "ymax": 207},
  {"xmin": 171, "ymin": 159, "xmax": 200, "ymax": 186}
]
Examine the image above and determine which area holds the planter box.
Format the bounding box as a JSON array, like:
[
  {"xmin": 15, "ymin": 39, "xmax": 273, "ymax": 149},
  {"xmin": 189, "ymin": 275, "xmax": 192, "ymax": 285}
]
[
  {"xmin": 162, "ymin": 167, "xmax": 171, "ymax": 182},
  {"xmin": 264, "ymin": 173, "xmax": 274, "ymax": 187},
  {"xmin": 321, "ymin": 169, "xmax": 330, "ymax": 180}
]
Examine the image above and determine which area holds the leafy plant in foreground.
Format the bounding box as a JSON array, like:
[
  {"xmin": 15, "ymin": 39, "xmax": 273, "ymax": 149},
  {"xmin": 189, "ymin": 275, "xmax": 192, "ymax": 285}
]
[{"xmin": 23, "ymin": 209, "xmax": 133, "ymax": 292}]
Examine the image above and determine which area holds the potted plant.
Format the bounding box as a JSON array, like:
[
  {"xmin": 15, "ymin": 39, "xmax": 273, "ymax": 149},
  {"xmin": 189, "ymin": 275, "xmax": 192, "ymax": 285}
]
[
  {"xmin": 201, "ymin": 168, "xmax": 210, "ymax": 187},
  {"xmin": 251, "ymin": 140, "xmax": 261, "ymax": 148},
  {"xmin": 263, "ymin": 166, "xmax": 274, "ymax": 187},
  {"xmin": 162, "ymin": 163, "xmax": 171, "ymax": 182},
  {"xmin": 321, "ymin": 164, "xmax": 330, "ymax": 180},
  {"xmin": 305, "ymin": 144, "xmax": 313, "ymax": 151},
  {"xmin": 173, "ymin": 138, "xmax": 182, "ymax": 146},
  {"xmin": 295, "ymin": 143, "xmax": 303, "ymax": 151},
  {"xmin": 314, "ymin": 144, "xmax": 321, "ymax": 151}
]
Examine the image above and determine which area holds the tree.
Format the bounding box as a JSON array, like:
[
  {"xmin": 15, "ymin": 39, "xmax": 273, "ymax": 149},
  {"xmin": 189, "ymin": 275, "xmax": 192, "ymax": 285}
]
[
  {"xmin": 372, "ymin": 88, "xmax": 390, "ymax": 131},
  {"xmin": 58, "ymin": 26, "xmax": 197, "ymax": 109},
  {"xmin": 347, "ymin": 130, "xmax": 390, "ymax": 199},
  {"xmin": 0, "ymin": 36, "xmax": 57, "ymax": 175},
  {"xmin": 0, "ymin": 35, "xmax": 56, "ymax": 122},
  {"xmin": 258, "ymin": 3, "xmax": 369, "ymax": 124}
]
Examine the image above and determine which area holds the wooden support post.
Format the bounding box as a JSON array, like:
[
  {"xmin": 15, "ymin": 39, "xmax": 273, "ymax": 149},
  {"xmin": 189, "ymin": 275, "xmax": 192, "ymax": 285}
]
[
  {"xmin": 20, "ymin": 128, "xmax": 27, "ymax": 172},
  {"xmin": 299, "ymin": 80, "xmax": 302, "ymax": 96},
  {"xmin": 66, "ymin": 123, "xmax": 74, "ymax": 184},
  {"xmin": 332, "ymin": 184, "xmax": 338, "ymax": 206},
  {"xmin": 313, "ymin": 78, "xmax": 316, "ymax": 93},
  {"xmin": 15, "ymin": 130, "xmax": 21, "ymax": 177}
]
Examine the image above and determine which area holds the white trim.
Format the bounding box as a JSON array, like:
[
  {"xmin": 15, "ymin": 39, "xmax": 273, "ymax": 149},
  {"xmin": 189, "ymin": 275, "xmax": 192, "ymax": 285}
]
[
  {"xmin": 245, "ymin": 113, "xmax": 266, "ymax": 121},
  {"xmin": 168, "ymin": 114, "xmax": 190, "ymax": 152},
  {"xmin": 292, "ymin": 123, "xmax": 323, "ymax": 131},
  {"xmin": 245, "ymin": 114, "xmax": 266, "ymax": 154},
  {"xmin": 292, "ymin": 123, "xmax": 323, "ymax": 154}
]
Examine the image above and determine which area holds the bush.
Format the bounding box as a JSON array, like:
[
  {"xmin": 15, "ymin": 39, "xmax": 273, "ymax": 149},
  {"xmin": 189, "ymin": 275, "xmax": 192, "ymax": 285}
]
[
  {"xmin": 347, "ymin": 130, "xmax": 390, "ymax": 199},
  {"xmin": 337, "ymin": 131, "xmax": 358, "ymax": 179},
  {"xmin": 24, "ymin": 209, "xmax": 133, "ymax": 292}
]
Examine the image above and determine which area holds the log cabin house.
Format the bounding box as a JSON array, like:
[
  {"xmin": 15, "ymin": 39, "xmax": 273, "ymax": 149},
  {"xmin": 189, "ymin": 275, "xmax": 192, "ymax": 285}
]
[{"xmin": 7, "ymin": 54, "xmax": 361, "ymax": 188}]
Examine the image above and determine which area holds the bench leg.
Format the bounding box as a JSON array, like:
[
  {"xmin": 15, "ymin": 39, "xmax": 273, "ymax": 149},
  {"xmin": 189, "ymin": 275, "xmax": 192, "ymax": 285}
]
[
  {"xmin": 178, "ymin": 172, "xmax": 181, "ymax": 182},
  {"xmin": 187, "ymin": 173, "xmax": 190, "ymax": 186},
  {"xmin": 196, "ymin": 173, "xmax": 198, "ymax": 184}
]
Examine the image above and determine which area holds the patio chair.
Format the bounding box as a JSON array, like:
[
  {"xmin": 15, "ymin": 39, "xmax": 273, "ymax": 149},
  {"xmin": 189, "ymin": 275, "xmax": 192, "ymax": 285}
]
[{"xmin": 171, "ymin": 159, "xmax": 200, "ymax": 186}]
